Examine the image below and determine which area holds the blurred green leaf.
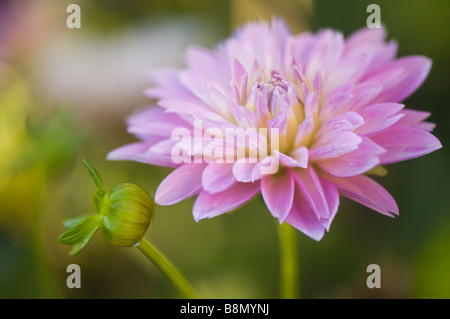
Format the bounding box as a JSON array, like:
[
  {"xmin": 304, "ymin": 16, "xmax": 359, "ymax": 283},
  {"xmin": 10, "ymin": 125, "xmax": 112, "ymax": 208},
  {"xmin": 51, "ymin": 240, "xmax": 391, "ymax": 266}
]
[{"xmin": 415, "ymin": 218, "xmax": 450, "ymax": 298}]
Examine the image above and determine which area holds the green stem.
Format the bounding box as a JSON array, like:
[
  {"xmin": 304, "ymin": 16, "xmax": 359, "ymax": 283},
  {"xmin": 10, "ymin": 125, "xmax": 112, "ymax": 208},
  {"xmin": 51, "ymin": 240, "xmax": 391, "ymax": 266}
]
[
  {"xmin": 278, "ymin": 222, "xmax": 300, "ymax": 299},
  {"xmin": 136, "ymin": 238, "xmax": 198, "ymax": 299}
]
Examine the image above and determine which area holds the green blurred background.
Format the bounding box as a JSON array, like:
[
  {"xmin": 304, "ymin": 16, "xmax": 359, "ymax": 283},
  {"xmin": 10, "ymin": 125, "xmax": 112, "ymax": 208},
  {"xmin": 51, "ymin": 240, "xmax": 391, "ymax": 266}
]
[{"xmin": 0, "ymin": 0, "xmax": 449, "ymax": 299}]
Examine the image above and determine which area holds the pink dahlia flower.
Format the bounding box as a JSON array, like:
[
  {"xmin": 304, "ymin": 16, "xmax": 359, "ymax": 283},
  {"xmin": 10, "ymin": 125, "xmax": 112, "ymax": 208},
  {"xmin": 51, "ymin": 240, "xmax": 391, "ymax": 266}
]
[{"xmin": 108, "ymin": 18, "xmax": 442, "ymax": 241}]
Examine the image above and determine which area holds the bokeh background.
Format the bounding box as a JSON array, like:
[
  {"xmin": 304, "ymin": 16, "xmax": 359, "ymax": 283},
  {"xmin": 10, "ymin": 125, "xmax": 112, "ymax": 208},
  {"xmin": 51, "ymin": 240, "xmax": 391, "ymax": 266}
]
[{"xmin": 0, "ymin": 0, "xmax": 449, "ymax": 299}]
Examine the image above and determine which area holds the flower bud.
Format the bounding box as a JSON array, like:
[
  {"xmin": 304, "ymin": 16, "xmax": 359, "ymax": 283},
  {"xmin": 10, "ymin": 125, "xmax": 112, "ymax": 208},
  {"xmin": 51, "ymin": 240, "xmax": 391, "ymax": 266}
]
[
  {"xmin": 59, "ymin": 161, "xmax": 154, "ymax": 256},
  {"xmin": 101, "ymin": 183, "xmax": 153, "ymax": 247}
]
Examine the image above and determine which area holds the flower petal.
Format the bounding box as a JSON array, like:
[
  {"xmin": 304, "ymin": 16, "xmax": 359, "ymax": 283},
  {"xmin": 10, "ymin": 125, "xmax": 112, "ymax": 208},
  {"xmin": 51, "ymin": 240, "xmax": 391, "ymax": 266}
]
[
  {"xmin": 309, "ymin": 131, "xmax": 362, "ymax": 161},
  {"xmin": 202, "ymin": 162, "xmax": 236, "ymax": 194},
  {"xmin": 318, "ymin": 137, "xmax": 385, "ymax": 177},
  {"xmin": 355, "ymin": 103, "xmax": 405, "ymax": 135},
  {"xmin": 276, "ymin": 149, "xmax": 308, "ymax": 168},
  {"xmin": 251, "ymin": 156, "xmax": 280, "ymax": 181},
  {"xmin": 293, "ymin": 166, "xmax": 330, "ymax": 219},
  {"xmin": 232, "ymin": 160, "xmax": 258, "ymax": 182},
  {"xmin": 319, "ymin": 83, "xmax": 353, "ymax": 119},
  {"xmin": 319, "ymin": 179, "xmax": 339, "ymax": 231},
  {"xmin": 370, "ymin": 125, "xmax": 442, "ymax": 165},
  {"xmin": 346, "ymin": 81, "xmax": 383, "ymax": 112},
  {"xmin": 285, "ymin": 188, "xmax": 326, "ymax": 241},
  {"xmin": 261, "ymin": 169, "xmax": 294, "ymax": 222},
  {"xmin": 185, "ymin": 46, "xmax": 230, "ymax": 86},
  {"xmin": 320, "ymin": 172, "xmax": 398, "ymax": 217},
  {"xmin": 127, "ymin": 107, "xmax": 191, "ymax": 139},
  {"xmin": 145, "ymin": 69, "xmax": 197, "ymax": 101},
  {"xmin": 365, "ymin": 56, "xmax": 432, "ymax": 103},
  {"xmin": 397, "ymin": 109, "xmax": 436, "ymax": 132},
  {"xmin": 155, "ymin": 163, "xmax": 207, "ymax": 206},
  {"xmin": 107, "ymin": 141, "xmax": 177, "ymax": 168},
  {"xmin": 193, "ymin": 181, "xmax": 260, "ymax": 221},
  {"xmin": 294, "ymin": 116, "xmax": 314, "ymax": 147},
  {"xmin": 158, "ymin": 98, "xmax": 224, "ymax": 123},
  {"xmin": 305, "ymin": 29, "xmax": 344, "ymax": 81}
]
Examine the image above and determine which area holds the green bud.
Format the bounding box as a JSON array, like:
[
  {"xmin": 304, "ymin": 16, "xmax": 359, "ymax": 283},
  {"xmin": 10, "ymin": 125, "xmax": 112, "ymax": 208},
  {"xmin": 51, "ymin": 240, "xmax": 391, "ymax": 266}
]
[
  {"xmin": 101, "ymin": 183, "xmax": 153, "ymax": 247},
  {"xmin": 59, "ymin": 160, "xmax": 154, "ymax": 255}
]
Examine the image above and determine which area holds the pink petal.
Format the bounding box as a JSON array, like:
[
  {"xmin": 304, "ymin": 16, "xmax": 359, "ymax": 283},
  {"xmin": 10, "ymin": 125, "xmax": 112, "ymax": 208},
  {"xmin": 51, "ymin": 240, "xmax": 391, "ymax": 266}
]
[
  {"xmin": 185, "ymin": 46, "xmax": 230, "ymax": 86},
  {"xmin": 314, "ymin": 111, "xmax": 364, "ymax": 143},
  {"xmin": 229, "ymin": 103, "xmax": 258, "ymax": 128},
  {"xmin": 365, "ymin": 56, "xmax": 432, "ymax": 103},
  {"xmin": 309, "ymin": 131, "xmax": 362, "ymax": 161},
  {"xmin": 145, "ymin": 69, "xmax": 197, "ymax": 101},
  {"xmin": 126, "ymin": 107, "xmax": 191, "ymax": 139},
  {"xmin": 345, "ymin": 26, "xmax": 388, "ymax": 52},
  {"xmin": 344, "ymin": 27, "xmax": 397, "ymax": 76},
  {"xmin": 313, "ymin": 71, "xmax": 323, "ymax": 94},
  {"xmin": 355, "ymin": 103, "xmax": 405, "ymax": 135},
  {"xmin": 267, "ymin": 110, "xmax": 287, "ymax": 131},
  {"xmin": 346, "ymin": 81, "xmax": 383, "ymax": 112},
  {"xmin": 204, "ymin": 77, "xmax": 234, "ymax": 120},
  {"xmin": 292, "ymin": 146, "xmax": 309, "ymax": 166},
  {"xmin": 362, "ymin": 67, "xmax": 408, "ymax": 104},
  {"xmin": 319, "ymin": 179, "xmax": 339, "ymax": 231},
  {"xmin": 318, "ymin": 137, "xmax": 385, "ymax": 177},
  {"xmin": 269, "ymin": 17, "xmax": 293, "ymax": 57},
  {"xmin": 149, "ymin": 139, "xmax": 182, "ymax": 156},
  {"xmin": 155, "ymin": 163, "xmax": 207, "ymax": 206},
  {"xmin": 251, "ymin": 156, "xmax": 280, "ymax": 181},
  {"xmin": 293, "ymin": 166, "xmax": 330, "ymax": 219},
  {"xmin": 202, "ymin": 162, "xmax": 236, "ymax": 194},
  {"xmin": 232, "ymin": 161, "xmax": 258, "ymax": 182},
  {"xmin": 332, "ymin": 111, "xmax": 365, "ymax": 129},
  {"xmin": 285, "ymin": 188, "xmax": 326, "ymax": 241},
  {"xmin": 304, "ymin": 91, "xmax": 319, "ymax": 118},
  {"xmin": 397, "ymin": 109, "xmax": 436, "ymax": 132},
  {"xmin": 178, "ymin": 71, "xmax": 216, "ymax": 107},
  {"xmin": 253, "ymin": 83, "xmax": 269, "ymax": 121},
  {"xmin": 320, "ymin": 172, "xmax": 398, "ymax": 217},
  {"xmin": 275, "ymin": 149, "xmax": 308, "ymax": 168},
  {"xmin": 310, "ymin": 111, "xmax": 364, "ymax": 160},
  {"xmin": 294, "ymin": 116, "xmax": 314, "ymax": 147},
  {"xmin": 370, "ymin": 125, "xmax": 442, "ymax": 165},
  {"xmin": 158, "ymin": 98, "xmax": 206, "ymax": 114},
  {"xmin": 305, "ymin": 29, "xmax": 344, "ymax": 81},
  {"xmin": 230, "ymin": 58, "xmax": 248, "ymax": 104},
  {"xmin": 324, "ymin": 49, "xmax": 370, "ymax": 92},
  {"xmin": 261, "ymin": 169, "xmax": 294, "ymax": 222},
  {"xmin": 193, "ymin": 181, "xmax": 260, "ymax": 221},
  {"xmin": 107, "ymin": 141, "xmax": 177, "ymax": 168},
  {"xmin": 319, "ymin": 83, "xmax": 353, "ymax": 119}
]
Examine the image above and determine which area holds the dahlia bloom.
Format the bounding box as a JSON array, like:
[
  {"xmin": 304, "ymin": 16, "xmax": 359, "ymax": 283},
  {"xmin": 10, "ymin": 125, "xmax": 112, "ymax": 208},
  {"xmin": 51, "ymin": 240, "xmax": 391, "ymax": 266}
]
[{"xmin": 108, "ymin": 19, "xmax": 442, "ymax": 240}]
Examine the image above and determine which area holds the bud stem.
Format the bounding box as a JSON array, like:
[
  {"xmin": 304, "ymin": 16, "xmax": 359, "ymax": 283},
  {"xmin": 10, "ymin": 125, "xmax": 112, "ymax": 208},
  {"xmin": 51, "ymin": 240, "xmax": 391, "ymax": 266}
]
[{"xmin": 136, "ymin": 238, "xmax": 198, "ymax": 299}]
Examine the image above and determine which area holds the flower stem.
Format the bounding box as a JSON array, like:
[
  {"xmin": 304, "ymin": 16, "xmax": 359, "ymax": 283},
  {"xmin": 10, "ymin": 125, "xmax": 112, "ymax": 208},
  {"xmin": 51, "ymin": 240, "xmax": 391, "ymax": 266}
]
[
  {"xmin": 136, "ymin": 238, "xmax": 198, "ymax": 299},
  {"xmin": 278, "ymin": 222, "xmax": 300, "ymax": 299}
]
